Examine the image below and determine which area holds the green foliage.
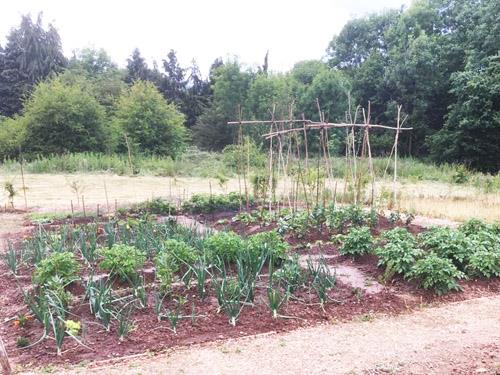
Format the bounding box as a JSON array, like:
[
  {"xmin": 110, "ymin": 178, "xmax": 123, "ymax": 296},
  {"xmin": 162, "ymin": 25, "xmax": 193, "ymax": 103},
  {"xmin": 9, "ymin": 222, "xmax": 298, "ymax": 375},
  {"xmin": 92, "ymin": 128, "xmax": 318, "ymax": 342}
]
[
  {"xmin": 375, "ymin": 228, "xmax": 422, "ymax": 277},
  {"xmin": 246, "ymin": 230, "xmax": 288, "ymax": 261},
  {"xmin": 418, "ymin": 227, "xmax": 470, "ymax": 268},
  {"xmin": 0, "ymin": 116, "xmax": 25, "ymax": 160},
  {"xmin": 192, "ymin": 61, "xmax": 252, "ymax": 151},
  {"xmin": 430, "ymin": 55, "xmax": 500, "ymax": 172},
  {"xmin": 162, "ymin": 239, "xmax": 198, "ymax": 271},
  {"xmin": 132, "ymin": 198, "xmax": 177, "ymax": 215},
  {"xmin": 326, "ymin": 204, "xmax": 368, "ymax": 232},
  {"xmin": 19, "ymin": 77, "xmax": 108, "ymax": 155},
  {"xmin": 274, "ymin": 256, "xmax": 304, "ymax": 292},
  {"xmin": 250, "ymin": 173, "xmax": 276, "ymax": 201},
  {"xmin": 154, "ymin": 252, "xmax": 175, "ymax": 292},
  {"xmin": 181, "ymin": 192, "xmax": 245, "ymax": 214},
  {"xmin": 466, "ymin": 250, "xmax": 500, "ymax": 278},
  {"xmin": 0, "ymin": 14, "xmax": 66, "ymax": 117},
  {"xmin": 222, "ymin": 139, "xmax": 266, "ymax": 171},
  {"xmin": 336, "ymin": 226, "xmax": 374, "ymax": 257},
  {"xmin": 33, "ymin": 252, "xmax": 79, "ymax": 286},
  {"xmin": 114, "ymin": 80, "xmax": 187, "ymax": 157},
  {"xmin": 16, "ymin": 336, "xmax": 30, "ymax": 348},
  {"xmin": 408, "ymin": 253, "xmax": 465, "ymax": 295},
  {"xmin": 99, "ymin": 244, "xmax": 146, "ymax": 281},
  {"xmin": 204, "ymin": 231, "xmax": 244, "ymax": 263}
]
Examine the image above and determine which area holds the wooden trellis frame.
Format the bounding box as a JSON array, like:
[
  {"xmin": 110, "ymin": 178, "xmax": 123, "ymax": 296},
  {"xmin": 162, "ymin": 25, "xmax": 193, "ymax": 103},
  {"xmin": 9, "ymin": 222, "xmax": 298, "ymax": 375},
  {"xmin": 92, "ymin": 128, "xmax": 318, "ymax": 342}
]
[{"xmin": 228, "ymin": 100, "xmax": 412, "ymax": 212}]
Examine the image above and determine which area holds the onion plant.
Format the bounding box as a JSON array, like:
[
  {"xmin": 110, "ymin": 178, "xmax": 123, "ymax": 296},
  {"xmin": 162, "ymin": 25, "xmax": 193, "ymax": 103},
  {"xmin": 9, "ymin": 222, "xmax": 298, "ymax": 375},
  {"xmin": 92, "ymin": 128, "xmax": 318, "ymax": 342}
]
[
  {"xmin": 267, "ymin": 287, "xmax": 288, "ymax": 319},
  {"xmin": 116, "ymin": 305, "xmax": 135, "ymax": 341},
  {"xmin": 3, "ymin": 241, "xmax": 18, "ymax": 275}
]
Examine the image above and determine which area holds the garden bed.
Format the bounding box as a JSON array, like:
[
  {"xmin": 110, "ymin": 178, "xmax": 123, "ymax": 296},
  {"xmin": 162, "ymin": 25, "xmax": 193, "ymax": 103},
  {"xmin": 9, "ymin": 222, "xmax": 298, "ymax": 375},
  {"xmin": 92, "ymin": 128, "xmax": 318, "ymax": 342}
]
[{"xmin": 1, "ymin": 196, "xmax": 499, "ymax": 369}]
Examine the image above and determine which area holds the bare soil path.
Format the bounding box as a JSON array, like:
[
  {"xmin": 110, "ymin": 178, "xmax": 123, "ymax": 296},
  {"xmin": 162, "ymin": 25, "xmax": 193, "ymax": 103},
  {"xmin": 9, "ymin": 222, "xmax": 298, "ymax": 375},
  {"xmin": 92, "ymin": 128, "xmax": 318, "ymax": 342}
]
[{"xmin": 18, "ymin": 296, "xmax": 499, "ymax": 375}]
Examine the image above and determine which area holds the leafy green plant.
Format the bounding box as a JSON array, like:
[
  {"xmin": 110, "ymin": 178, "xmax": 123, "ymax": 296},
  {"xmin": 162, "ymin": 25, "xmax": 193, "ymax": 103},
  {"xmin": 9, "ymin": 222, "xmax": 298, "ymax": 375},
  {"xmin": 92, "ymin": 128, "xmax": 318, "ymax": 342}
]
[
  {"xmin": 204, "ymin": 231, "xmax": 244, "ymax": 264},
  {"xmin": 418, "ymin": 227, "xmax": 470, "ymax": 268},
  {"xmin": 181, "ymin": 193, "xmax": 247, "ymax": 214},
  {"xmin": 466, "ymin": 250, "xmax": 500, "ymax": 278},
  {"xmin": 458, "ymin": 219, "xmax": 490, "ymax": 236},
  {"xmin": 326, "ymin": 204, "xmax": 367, "ymax": 233},
  {"xmin": 131, "ymin": 198, "xmax": 177, "ymax": 215},
  {"xmin": 408, "ymin": 253, "xmax": 465, "ymax": 295},
  {"xmin": 307, "ymin": 256, "xmax": 336, "ymax": 306},
  {"xmin": 85, "ymin": 278, "xmax": 114, "ymax": 331},
  {"xmin": 99, "ymin": 244, "xmax": 146, "ymax": 281},
  {"xmin": 65, "ymin": 320, "xmax": 81, "ymax": 337},
  {"xmin": 33, "ymin": 252, "xmax": 80, "ymax": 286},
  {"xmin": 246, "ymin": 230, "xmax": 288, "ymax": 262},
  {"xmin": 335, "ymin": 227, "xmax": 374, "ymax": 257},
  {"xmin": 163, "ymin": 239, "xmax": 198, "ymax": 271},
  {"xmin": 375, "ymin": 227, "xmax": 422, "ymax": 278},
  {"xmin": 274, "ymin": 256, "xmax": 304, "ymax": 292},
  {"xmin": 191, "ymin": 256, "xmax": 210, "ymax": 299},
  {"xmin": 165, "ymin": 297, "xmax": 185, "ymax": 334}
]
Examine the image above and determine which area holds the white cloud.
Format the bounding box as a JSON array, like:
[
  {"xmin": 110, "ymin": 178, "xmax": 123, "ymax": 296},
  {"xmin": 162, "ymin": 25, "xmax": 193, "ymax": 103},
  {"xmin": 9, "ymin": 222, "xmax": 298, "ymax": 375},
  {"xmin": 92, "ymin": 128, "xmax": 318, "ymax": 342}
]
[{"xmin": 0, "ymin": 0, "xmax": 411, "ymax": 76}]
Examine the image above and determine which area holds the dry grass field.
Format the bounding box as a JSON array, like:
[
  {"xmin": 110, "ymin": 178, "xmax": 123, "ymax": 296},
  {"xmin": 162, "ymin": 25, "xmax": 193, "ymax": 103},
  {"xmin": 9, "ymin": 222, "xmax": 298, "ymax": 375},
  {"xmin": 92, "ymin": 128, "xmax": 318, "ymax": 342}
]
[{"xmin": 0, "ymin": 173, "xmax": 498, "ymax": 222}]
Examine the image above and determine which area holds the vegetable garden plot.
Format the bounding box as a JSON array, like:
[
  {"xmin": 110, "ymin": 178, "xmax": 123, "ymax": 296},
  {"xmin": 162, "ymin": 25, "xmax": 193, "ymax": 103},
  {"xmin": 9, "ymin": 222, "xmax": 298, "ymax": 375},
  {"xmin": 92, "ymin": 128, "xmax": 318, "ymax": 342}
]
[{"xmin": 1, "ymin": 195, "xmax": 499, "ymax": 368}]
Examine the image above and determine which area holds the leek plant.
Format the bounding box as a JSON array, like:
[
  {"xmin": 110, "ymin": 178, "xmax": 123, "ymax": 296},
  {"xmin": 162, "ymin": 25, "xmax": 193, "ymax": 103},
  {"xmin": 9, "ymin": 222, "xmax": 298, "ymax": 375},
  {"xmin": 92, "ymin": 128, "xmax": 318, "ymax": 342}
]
[
  {"xmin": 3, "ymin": 241, "xmax": 18, "ymax": 274},
  {"xmin": 267, "ymin": 287, "xmax": 288, "ymax": 319}
]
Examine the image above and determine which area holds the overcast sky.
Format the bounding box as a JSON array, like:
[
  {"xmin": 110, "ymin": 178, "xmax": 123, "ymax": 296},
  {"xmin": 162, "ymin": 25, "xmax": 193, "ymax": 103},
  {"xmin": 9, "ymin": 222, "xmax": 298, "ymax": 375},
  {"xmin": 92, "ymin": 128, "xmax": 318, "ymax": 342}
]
[{"xmin": 1, "ymin": 0, "xmax": 411, "ymax": 76}]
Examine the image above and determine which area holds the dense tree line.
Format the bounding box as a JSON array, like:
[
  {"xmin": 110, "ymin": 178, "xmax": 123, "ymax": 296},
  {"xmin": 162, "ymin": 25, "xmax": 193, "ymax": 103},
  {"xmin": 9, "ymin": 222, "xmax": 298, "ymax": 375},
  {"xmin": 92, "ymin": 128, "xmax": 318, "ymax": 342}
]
[{"xmin": 0, "ymin": 0, "xmax": 498, "ymax": 172}]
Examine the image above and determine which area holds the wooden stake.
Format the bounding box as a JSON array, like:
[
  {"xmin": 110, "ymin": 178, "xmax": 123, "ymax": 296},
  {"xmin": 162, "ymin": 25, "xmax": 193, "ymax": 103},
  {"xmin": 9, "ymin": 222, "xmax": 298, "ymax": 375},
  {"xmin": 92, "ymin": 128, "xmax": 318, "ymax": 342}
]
[
  {"xmin": 103, "ymin": 178, "xmax": 110, "ymax": 213},
  {"xmin": 20, "ymin": 158, "xmax": 28, "ymax": 211},
  {"xmin": 124, "ymin": 133, "xmax": 134, "ymax": 175},
  {"xmin": 0, "ymin": 334, "xmax": 11, "ymax": 375},
  {"xmin": 82, "ymin": 195, "xmax": 86, "ymax": 217},
  {"xmin": 393, "ymin": 105, "xmax": 402, "ymax": 208}
]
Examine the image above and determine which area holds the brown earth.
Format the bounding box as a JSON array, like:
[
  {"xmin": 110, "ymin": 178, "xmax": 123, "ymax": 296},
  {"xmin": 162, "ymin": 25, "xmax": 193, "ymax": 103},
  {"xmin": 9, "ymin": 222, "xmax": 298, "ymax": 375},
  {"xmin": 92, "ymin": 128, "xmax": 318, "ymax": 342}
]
[
  {"xmin": 20, "ymin": 296, "xmax": 500, "ymax": 375},
  {"xmin": 1, "ymin": 212, "xmax": 499, "ymax": 375}
]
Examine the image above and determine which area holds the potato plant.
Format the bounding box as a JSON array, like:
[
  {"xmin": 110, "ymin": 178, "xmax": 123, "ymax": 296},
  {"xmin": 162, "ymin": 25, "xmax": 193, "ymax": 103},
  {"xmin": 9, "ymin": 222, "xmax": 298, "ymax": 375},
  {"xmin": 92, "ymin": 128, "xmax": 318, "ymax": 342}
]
[
  {"xmin": 408, "ymin": 253, "xmax": 465, "ymax": 295},
  {"xmin": 335, "ymin": 227, "xmax": 374, "ymax": 257}
]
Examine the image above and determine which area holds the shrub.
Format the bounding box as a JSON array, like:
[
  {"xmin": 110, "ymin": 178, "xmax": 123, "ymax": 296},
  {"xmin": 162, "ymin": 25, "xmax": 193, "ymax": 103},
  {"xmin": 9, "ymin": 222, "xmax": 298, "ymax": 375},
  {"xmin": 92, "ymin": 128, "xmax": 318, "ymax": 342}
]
[
  {"xmin": 113, "ymin": 80, "xmax": 187, "ymax": 157},
  {"xmin": 246, "ymin": 230, "xmax": 288, "ymax": 261},
  {"xmin": 99, "ymin": 244, "xmax": 146, "ymax": 280},
  {"xmin": 418, "ymin": 227, "xmax": 470, "ymax": 268},
  {"xmin": 204, "ymin": 231, "xmax": 244, "ymax": 263},
  {"xmin": 20, "ymin": 77, "xmax": 108, "ymax": 155},
  {"xmin": 336, "ymin": 227, "xmax": 374, "ymax": 257},
  {"xmin": 33, "ymin": 252, "xmax": 80, "ymax": 285},
  {"xmin": 466, "ymin": 250, "xmax": 500, "ymax": 278},
  {"xmin": 222, "ymin": 139, "xmax": 266, "ymax": 170},
  {"xmin": 375, "ymin": 228, "xmax": 422, "ymax": 277},
  {"xmin": 408, "ymin": 253, "xmax": 465, "ymax": 295}
]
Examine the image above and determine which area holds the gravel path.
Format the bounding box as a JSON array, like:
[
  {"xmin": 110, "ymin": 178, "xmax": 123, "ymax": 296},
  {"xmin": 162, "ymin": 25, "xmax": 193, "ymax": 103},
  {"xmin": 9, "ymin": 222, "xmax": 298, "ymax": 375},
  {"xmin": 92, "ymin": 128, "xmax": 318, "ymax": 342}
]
[{"xmin": 23, "ymin": 295, "xmax": 499, "ymax": 375}]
